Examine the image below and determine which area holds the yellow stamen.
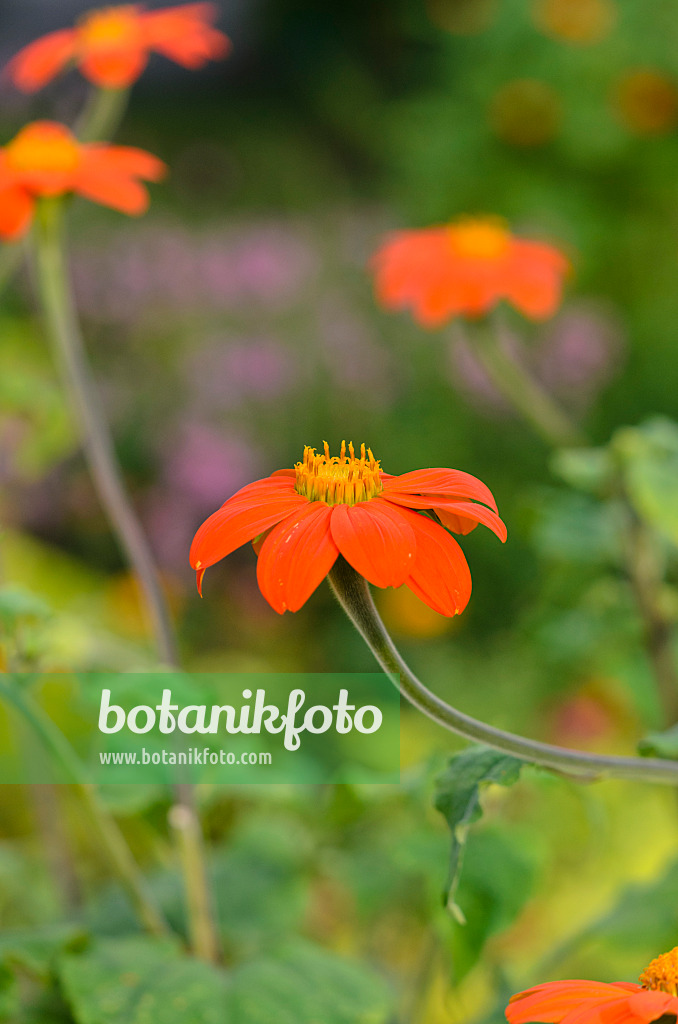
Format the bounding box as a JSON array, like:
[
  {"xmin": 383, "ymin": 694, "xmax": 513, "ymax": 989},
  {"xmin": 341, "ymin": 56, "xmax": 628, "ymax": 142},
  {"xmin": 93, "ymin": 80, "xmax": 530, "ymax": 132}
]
[
  {"xmin": 78, "ymin": 6, "xmax": 140, "ymax": 47},
  {"xmin": 448, "ymin": 217, "xmax": 511, "ymax": 260},
  {"xmin": 6, "ymin": 124, "xmax": 80, "ymax": 175},
  {"xmin": 640, "ymin": 948, "xmax": 678, "ymax": 995},
  {"xmin": 295, "ymin": 441, "xmax": 383, "ymax": 506}
]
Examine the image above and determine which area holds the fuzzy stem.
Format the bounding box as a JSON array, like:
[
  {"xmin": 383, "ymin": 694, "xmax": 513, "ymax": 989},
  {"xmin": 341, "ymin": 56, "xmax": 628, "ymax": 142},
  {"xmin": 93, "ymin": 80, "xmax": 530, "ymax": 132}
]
[
  {"xmin": 33, "ymin": 198, "xmax": 178, "ymax": 666},
  {"xmin": 32, "ymin": 198, "xmax": 221, "ymax": 963},
  {"xmin": 75, "ymin": 87, "xmax": 129, "ymax": 143},
  {"xmin": 327, "ymin": 557, "xmax": 678, "ymax": 785},
  {"xmin": 169, "ymin": 793, "xmax": 221, "ymax": 964},
  {"xmin": 469, "ymin": 319, "xmax": 586, "ymax": 449},
  {"xmin": 0, "ymin": 676, "xmax": 168, "ymax": 934}
]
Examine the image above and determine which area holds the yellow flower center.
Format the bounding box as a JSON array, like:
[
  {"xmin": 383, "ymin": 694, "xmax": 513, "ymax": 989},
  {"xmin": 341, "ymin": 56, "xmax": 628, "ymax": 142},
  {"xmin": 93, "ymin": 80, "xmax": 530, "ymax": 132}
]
[
  {"xmin": 5, "ymin": 123, "xmax": 81, "ymax": 175},
  {"xmin": 640, "ymin": 948, "xmax": 678, "ymax": 995},
  {"xmin": 448, "ymin": 217, "xmax": 511, "ymax": 260},
  {"xmin": 78, "ymin": 6, "xmax": 140, "ymax": 47},
  {"xmin": 295, "ymin": 442, "xmax": 383, "ymax": 506}
]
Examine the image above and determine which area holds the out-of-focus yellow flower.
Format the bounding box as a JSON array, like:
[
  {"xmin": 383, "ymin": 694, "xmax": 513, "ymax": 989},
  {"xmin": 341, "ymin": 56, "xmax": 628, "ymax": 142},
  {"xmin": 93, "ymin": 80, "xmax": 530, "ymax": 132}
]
[
  {"xmin": 532, "ymin": 0, "xmax": 616, "ymax": 45},
  {"xmin": 490, "ymin": 79, "xmax": 561, "ymax": 147},
  {"xmin": 614, "ymin": 69, "xmax": 678, "ymax": 136}
]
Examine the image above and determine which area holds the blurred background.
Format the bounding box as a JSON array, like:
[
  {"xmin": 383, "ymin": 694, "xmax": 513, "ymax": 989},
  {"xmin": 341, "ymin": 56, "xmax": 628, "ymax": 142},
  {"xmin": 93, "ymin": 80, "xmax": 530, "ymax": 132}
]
[{"xmin": 3, "ymin": 1, "xmax": 678, "ymax": 1022}]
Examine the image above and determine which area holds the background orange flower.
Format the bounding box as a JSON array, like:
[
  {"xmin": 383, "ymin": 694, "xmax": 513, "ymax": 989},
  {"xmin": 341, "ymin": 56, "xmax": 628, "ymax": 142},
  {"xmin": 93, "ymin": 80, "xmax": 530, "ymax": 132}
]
[
  {"xmin": 372, "ymin": 216, "xmax": 569, "ymax": 327},
  {"xmin": 0, "ymin": 121, "xmax": 165, "ymax": 240},
  {"xmin": 6, "ymin": 2, "xmax": 231, "ymax": 92}
]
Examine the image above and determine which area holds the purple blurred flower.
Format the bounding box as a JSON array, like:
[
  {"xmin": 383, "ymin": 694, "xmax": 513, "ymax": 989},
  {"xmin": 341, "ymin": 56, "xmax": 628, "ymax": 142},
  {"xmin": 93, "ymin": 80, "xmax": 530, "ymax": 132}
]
[
  {"xmin": 449, "ymin": 302, "xmax": 624, "ymax": 415},
  {"xmin": 162, "ymin": 423, "xmax": 260, "ymax": 509},
  {"xmin": 188, "ymin": 335, "xmax": 295, "ymax": 407}
]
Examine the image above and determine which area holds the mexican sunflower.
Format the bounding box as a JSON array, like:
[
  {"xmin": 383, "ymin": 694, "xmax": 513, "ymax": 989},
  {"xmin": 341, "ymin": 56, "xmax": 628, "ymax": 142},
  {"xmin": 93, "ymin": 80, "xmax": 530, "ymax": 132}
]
[
  {"xmin": 189, "ymin": 442, "xmax": 506, "ymax": 615},
  {"xmin": 6, "ymin": 3, "xmax": 230, "ymax": 93},
  {"xmin": 0, "ymin": 121, "xmax": 165, "ymax": 241},
  {"xmin": 507, "ymin": 947, "xmax": 678, "ymax": 1024},
  {"xmin": 372, "ymin": 216, "xmax": 569, "ymax": 327}
]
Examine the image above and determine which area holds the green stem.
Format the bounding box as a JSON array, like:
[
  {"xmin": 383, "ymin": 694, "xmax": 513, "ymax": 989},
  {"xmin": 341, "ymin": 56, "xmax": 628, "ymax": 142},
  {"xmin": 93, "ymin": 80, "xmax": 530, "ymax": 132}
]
[
  {"xmin": 75, "ymin": 87, "xmax": 130, "ymax": 143},
  {"xmin": 32, "ymin": 198, "xmax": 178, "ymax": 667},
  {"xmin": 0, "ymin": 676, "xmax": 168, "ymax": 935},
  {"xmin": 623, "ymin": 503, "xmax": 678, "ymax": 723},
  {"xmin": 327, "ymin": 557, "xmax": 678, "ymax": 785},
  {"xmin": 169, "ymin": 794, "xmax": 221, "ymax": 964},
  {"xmin": 31, "ymin": 198, "xmax": 221, "ymax": 964},
  {"xmin": 468, "ymin": 319, "xmax": 586, "ymax": 449}
]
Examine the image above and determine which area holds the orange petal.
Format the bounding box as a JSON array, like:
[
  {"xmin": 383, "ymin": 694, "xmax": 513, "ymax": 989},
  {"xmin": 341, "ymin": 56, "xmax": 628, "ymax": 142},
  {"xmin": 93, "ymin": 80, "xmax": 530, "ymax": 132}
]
[
  {"xmin": 257, "ymin": 503, "xmax": 337, "ymax": 613},
  {"xmin": 141, "ymin": 3, "xmax": 231, "ymax": 67},
  {"xmin": 383, "ymin": 468, "xmax": 499, "ymax": 511},
  {"xmin": 396, "ymin": 508, "xmax": 472, "ymax": 616},
  {"xmin": 505, "ymin": 241, "xmax": 568, "ymax": 320},
  {"xmin": 380, "ymin": 493, "xmax": 507, "ymax": 541},
  {"xmin": 6, "ymin": 30, "xmax": 77, "ymax": 92},
  {"xmin": 507, "ymin": 982, "xmax": 641, "ymax": 1024},
  {"xmin": 0, "ymin": 185, "xmax": 34, "ymax": 240},
  {"xmin": 75, "ymin": 146, "xmax": 165, "ymax": 215},
  {"xmin": 189, "ymin": 489, "xmax": 307, "ymax": 571},
  {"xmin": 329, "ymin": 500, "xmax": 417, "ymax": 589},
  {"xmin": 623, "ymin": 990, "xmax": 678, "ymax": 1023},
  {"xmin": 79, "ymin": 47, "xmax": 148, "ymax": 89}
]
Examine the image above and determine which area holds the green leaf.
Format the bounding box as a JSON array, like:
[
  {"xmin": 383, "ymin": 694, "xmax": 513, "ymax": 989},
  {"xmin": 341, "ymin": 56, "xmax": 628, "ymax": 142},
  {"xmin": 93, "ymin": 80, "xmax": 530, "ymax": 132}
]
[
  {"xmin": 614, "ymin": 418, "xmax": 678, "ymax": 547},
  {"xmin": 448, "ymin": 827, "xmax": 539, "ymax": 982},
  {"xmin": 0, "ymin": 924, "xmax": 86, "ymax": 981},
  {"xmin": 434, "ymin": 746, "xmax": 523, "ymax": 919},
  {"xmin": 585, "ymin": 857, "xmax": 678, "ymax": 954},
  {"xmin": 58, "ymin": 937, "xmax": 228, "ymax": 1024},
  {"xmin": 225, "ymin": 942, "xmax": 393, "ymax": 1024},
  {"xmin": 551, "ymin": 447, "xmax": 615, "ymax": 494},
  {"xmin": 0, "ymin": 587, "xmax": 52, "ymax": 626},
  {"xmin": 638, "ymin": 723, "xmax": 678, "ymax": 759}
]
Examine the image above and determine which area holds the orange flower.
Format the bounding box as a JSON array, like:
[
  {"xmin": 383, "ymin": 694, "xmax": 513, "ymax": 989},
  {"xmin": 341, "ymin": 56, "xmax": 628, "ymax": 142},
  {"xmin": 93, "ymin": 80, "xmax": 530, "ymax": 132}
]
[
  {"xmin": 189, "ymin": 441, "xmax": 506, "ymax": 615},
  {"xmin": 0, "ymin": 121, "xmax": 165, "ymax": 240},
  {"xmin": 372, "ymin": 216, "xmax": 569, "ymax": 327},
  {"xmin": 507, "ymin": 947, "xmax": 678, "ymax": 1024},
  {"xmin": 7, "ymin": 3, "xmax": 230, "ymax": 93}
]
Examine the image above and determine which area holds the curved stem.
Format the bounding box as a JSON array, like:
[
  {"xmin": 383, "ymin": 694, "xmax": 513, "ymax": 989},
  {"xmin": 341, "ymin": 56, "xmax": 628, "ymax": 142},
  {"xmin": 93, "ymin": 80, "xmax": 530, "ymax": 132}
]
[
  {"xmin": 32, "ymin": 198, "xmax": 178, "ymax": 667},
  {"xmin": 327, "ymin": 557, "xmax": 678, "ymax": 785},
  {"xmin": 0, "ymin": 676, "xmax": 168, "ymax": 935},
  {"xmin": 468, "ymin": 319, "xmax": 586, "ymax": 449}
]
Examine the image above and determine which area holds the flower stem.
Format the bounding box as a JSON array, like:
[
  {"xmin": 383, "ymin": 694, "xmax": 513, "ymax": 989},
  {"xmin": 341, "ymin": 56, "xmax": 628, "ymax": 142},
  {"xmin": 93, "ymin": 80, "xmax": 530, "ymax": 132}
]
[
  {"xmin": 0, "ymin": 675, "xmax": 168, "ymax": 935},
  {"xmin": 327, "ymin": 556, "xmax": 678, "ymax": 785},
  {"xmin": 75, "ymin": 87, "xmax": 130, "ymax": 143},
  {"xmin": 169, "ymin": 793, "xmax": 221, "ymax": 964},
  {"xmin": 31, "ymin": 198, "xmax": 221, "ymax": 964},
  {"xmin": 32, "ymin": 198, "xmax": 178, "ymax": 667},
  {"xmin": 623, "ymin": 505, "xmax": 678, "ymax": 723},
  {"xmin": 469, "ymin": 320, "xmax": 586, "ymax": 448}
]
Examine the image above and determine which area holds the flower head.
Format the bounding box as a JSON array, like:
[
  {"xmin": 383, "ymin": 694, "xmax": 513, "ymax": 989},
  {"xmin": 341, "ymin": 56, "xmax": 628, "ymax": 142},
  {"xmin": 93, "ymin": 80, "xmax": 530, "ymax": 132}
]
[
  {"xmin": 189, "ymin": 441, "xmax": 506, "ymax": 615},
  {"xmin": 372, "ymin": 216, "xmax": 569, "ymax": 327},
  {"xmin": 506, "ymin": 947, "xmax": 678, "ymax": 1024},
  {"xmin": 7, "ymin": 3, "xmax": 230, "ymax": 92},
  {"xmin": 0, "ymin": 121, "xmax": 165, "ymax": 240}
]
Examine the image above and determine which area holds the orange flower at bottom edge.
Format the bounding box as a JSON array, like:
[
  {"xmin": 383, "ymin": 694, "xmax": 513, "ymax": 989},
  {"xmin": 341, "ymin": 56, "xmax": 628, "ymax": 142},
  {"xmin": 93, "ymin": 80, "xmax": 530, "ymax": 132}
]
[
  {"xmin": 7, "ymin": 3, "xmax": 231, "ymax": 93},
  {"xmin": 0, "ymin": 121, "xmax": 165, "ymax": 241},
  {"xmin": 371, "ymin": 216, "xmax": 569, "ymax": 327},
  {"xmin": 507, "ymin": 947, "xmax": 678, "ymax": 1024},
  {"xmin": 189, "ymin": 442, "xmax": 507, "ymax": 615}
]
